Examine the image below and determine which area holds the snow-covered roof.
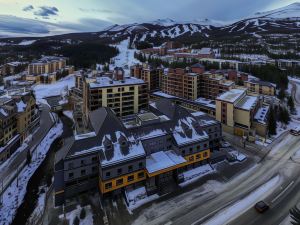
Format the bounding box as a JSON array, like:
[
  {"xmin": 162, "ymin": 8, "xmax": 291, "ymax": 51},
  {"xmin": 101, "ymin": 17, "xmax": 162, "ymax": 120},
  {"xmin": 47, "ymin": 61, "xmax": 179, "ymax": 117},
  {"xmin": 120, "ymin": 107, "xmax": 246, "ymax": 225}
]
[
  {"xmin": 89, "ymin": 76, "xmax": 145, "ymax": 88},
  {"xmin": 235, "ymin": 95, "xmax": 258, "ymax": 111},
  {"xmin": 173, "ymin": 117, "xmax": 208, "ymax": 146},
  {"xmin": 146, "ymin": 150, "xmax": 186, "ymax": 174},
  {"xmin": 16, "ymin": 100, "xmax": 27, "ymax": 113},
  {"xmin": 217, "ymin": 88, "xmax": 246, "ymax": 103},
  {"xmin": 254, "ymin": 105, "xmax": 270, "ymax": 124}
]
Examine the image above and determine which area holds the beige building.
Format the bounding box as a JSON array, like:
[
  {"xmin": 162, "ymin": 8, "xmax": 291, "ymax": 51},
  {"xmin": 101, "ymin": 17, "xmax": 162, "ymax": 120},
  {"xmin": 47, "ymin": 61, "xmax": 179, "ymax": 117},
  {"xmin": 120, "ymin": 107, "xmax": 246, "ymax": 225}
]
[
  {"xmin": 82, "ymin": 68, "xmax": 148, "ymax": 119},
  {"xmin": 244, "ymin": 79, "xmax": 276, "ymax": 96},
  {"xmin": 0, "ymin": 90, "xmax": 39, "ymax": 163},
  {"xmin": 215, "ymin": 88, "xmax": 268, "ymax": 139},
  {"xmin": 27, "ymin": 56, "xmax": 74, "ymax": 84}
]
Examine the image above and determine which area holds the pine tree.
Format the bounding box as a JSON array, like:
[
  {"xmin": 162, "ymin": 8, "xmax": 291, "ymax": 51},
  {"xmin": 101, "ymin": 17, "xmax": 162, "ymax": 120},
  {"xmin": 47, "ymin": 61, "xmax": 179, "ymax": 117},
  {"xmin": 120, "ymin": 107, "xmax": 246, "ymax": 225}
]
[
  {"xmin": 288, "ymin": 96, "xmax": 296, "ymax": 113},
  {"xmin": 268, "ymin": 106, "xmax": 277, "ymax": 136},
  {"xmin": 278, "ymin": 88, "xmax": 286, "ymax": 100},
  {"xmin": 278, "ymin": 106, "xmax": 290, "ymax": 125}
]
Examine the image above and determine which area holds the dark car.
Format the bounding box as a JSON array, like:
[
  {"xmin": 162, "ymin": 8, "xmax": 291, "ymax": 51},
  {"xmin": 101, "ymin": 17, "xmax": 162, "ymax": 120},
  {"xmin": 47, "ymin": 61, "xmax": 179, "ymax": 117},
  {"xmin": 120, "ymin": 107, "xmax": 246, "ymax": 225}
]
[{"xmin": 255, "ymin": 201, "xmax": 269, "ymax": 213}]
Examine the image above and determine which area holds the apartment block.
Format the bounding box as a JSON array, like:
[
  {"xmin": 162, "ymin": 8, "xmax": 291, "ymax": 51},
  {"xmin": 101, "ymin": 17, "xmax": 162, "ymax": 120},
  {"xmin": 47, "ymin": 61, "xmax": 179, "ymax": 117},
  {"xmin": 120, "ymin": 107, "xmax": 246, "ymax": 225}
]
[
  {"xmin": 131, "ymin": 64, "xmax": 162, "ymax": 91},
  {"xmin": 244, "ymin": 79, "xmax": 276, "ymax": 96},
  {"xmin": 0, "ymin": 89, "xmax": 39, "ymax": 163},
  {"xmin": 161, "ymin": 68, "xmax": 199, "ymax": 100},
  {"xmin": 82, "ymin": 67, "xmax": 148, "ymax": 118},
  {"xmin": 26, "ymin": 56, "xmax": 74, "ymax": 84},
  {"xmin": 54, "ymin": 99, "xmax": 222, "ymax": 206},
  {"xmin": 215, "ymin": 88, "xmax": 269, "ymax": 139}
]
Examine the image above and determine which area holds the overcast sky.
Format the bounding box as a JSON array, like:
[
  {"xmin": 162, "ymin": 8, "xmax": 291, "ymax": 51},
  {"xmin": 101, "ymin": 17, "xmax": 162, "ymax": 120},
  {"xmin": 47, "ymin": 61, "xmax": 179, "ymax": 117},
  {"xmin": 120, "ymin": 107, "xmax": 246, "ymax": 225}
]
[{"xmin": 0, "ymin": 0, "xmax": 298, "ymax": 37}]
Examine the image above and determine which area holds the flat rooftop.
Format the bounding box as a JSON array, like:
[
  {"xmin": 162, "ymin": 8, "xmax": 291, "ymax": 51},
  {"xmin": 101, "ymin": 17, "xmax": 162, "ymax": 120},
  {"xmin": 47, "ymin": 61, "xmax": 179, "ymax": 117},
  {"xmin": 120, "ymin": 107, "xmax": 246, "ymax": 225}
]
[
  {"xmin": 216, "ymin": 88, "xmax": 246, "ymax": 103},
  {"xmin": 146, "ymin": 150, "xmax": 186, "ymax": 175},
  {"xmin": 235, "ymin": 95, "xmax": 258, "ymax": 110},
  {"xmin": 89, "ymin": 76, "xmax": 145, "ymax": 88},
  {"xmin": 137, "ymin": 112, "xmax": 159, "ymax": 122}
]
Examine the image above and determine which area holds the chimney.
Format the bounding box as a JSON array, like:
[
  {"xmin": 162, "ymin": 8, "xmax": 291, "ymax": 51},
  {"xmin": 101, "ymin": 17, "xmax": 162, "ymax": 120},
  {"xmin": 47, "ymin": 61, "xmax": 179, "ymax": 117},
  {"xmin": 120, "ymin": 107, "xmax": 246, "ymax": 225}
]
[{"xmin": 114, "ymin": 67, "xmax": 124, "ymax": 81}]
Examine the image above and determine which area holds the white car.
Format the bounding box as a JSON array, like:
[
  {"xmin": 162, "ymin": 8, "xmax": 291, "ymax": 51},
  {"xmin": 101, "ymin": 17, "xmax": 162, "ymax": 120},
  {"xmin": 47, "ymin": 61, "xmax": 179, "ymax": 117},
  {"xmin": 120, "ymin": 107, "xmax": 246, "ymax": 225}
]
[{"xmin": 221, "ymin": 141, "xmax": 231, "ymax": 148}]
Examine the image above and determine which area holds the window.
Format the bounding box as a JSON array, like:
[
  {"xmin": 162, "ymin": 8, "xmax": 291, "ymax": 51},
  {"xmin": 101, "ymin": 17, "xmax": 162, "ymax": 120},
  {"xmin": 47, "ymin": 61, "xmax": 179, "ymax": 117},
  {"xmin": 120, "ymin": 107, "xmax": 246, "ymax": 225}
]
[
  {"xmin": 128, "ymin": 165, "xmax": 133, "ymax": 172},
  {"xmin": 197, "ymin": 145, "xmax": 200, "ymax": 150},
  {"xmin": 68, "ymin": 162, "xmax": 74, "ymax": 169},
  {"xmin": 81, "ymin": 170, "xmax": 86, "ymax": 176},
  {"xmin": 189, "ymin": 156, "xmax": 194, "ymax": 161},
  {"xmin": 204, "ymin": 144, "xmax": 207, "ymax": 148},
  {"xmin": 68, "ymin": 172, "xmax": 74, "ymax": 178},
  {"xmin": 138, "ymin": 172, "xmax": 144, "ymax": 179},
  {"xmin": 189, "ymin": 147, "xmax": 193, "ymax": 153},
  {"xmin": 106, "ymin": 172, "xmax": 111, "ymax": 178},
  {"xmin": 92, "ymin": 166, "xmax": 97, "ymax": 172},
  {"xmin": 127, "ymin": 175, "xmax": 134, "ymax": 182},
  {"xmin": 116, "ymin": 178, "xmax": 123, "ymax": 186},
  {"xmin": 105, "ymin": 182, "xmax": 112, "ymax": 190},
  {"xmin": 92, "ymin": 156, "xmax": 97, "ymax": 162},
  {"xmin": 196, "ymin": 154, "xmax": 201, "ymax": 159},
  {"xmin": 203, "ymin": 152, "xmax": 208, "ymax": 158},
  {"xmin": 138, "ymin": 162, "xmax": 143, "ymax": 169},
  {"xmin": 117, "ymin": 168, "xmax": 122, "ymax": 175},
  {"xmin": 182, "ymin": 150, "xmax": 185, "ymax": 156},
  {"xmin": 81, "ymin": 160, "xmax": 85, "ymax": 165}
]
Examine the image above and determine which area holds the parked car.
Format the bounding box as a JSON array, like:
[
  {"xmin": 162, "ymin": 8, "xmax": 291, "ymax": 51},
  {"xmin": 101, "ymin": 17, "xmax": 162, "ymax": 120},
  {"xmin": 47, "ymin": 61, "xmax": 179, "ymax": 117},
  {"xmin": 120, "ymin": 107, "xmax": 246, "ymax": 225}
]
[
  {"xmin": 221, "ymin": 140, "xmax": 231, "ymax": 148},
  {"xmin": 254, "ymin": 201, "xmax": 269, "ymax": 213}
]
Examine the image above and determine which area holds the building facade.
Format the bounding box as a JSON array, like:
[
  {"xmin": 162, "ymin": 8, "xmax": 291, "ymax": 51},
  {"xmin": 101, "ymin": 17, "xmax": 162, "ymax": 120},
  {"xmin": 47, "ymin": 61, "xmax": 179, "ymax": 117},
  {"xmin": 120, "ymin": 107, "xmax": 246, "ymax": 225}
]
[
  {"xmin": 244, "ymin": 79, "xmax": 276, "ymax": 96},
  {"xmin": 54, "ymin": 99, "xmax": 222, "ymax": 206}
]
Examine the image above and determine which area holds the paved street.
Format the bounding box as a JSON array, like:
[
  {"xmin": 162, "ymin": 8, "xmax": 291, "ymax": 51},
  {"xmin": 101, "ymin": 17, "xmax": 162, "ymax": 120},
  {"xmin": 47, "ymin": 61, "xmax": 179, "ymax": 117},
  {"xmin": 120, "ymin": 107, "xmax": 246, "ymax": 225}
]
[
  {"xmin": 0, "ymin": 104, "xmax": 54, "ymax": 194},
  {"xmin": 130, "ymin": 132, "xmax": 300, "ymax": 225}
]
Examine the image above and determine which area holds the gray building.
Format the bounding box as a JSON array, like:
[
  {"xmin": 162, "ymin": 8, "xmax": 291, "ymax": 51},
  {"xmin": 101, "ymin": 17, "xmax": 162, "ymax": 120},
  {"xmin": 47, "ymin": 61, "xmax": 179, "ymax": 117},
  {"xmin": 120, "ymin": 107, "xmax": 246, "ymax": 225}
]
[{"xmin": 54, "ymin": 99, "xmax": 222, "ymax": 206}]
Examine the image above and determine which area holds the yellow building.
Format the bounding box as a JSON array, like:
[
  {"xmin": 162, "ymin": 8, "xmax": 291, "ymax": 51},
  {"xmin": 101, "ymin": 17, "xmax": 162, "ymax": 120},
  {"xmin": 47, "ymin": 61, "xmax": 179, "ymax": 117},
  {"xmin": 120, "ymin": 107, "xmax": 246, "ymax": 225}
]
[
  {"xmin": 215, "ymin": 88, "xmax": 261, "ymax": 139},
  {"xmin": 28, "ymin": 56, "xmax": 66, "ymax": 75},
  {"xmin": 244, "ymin": 79, "xmax": 276, "ymax": 96}
]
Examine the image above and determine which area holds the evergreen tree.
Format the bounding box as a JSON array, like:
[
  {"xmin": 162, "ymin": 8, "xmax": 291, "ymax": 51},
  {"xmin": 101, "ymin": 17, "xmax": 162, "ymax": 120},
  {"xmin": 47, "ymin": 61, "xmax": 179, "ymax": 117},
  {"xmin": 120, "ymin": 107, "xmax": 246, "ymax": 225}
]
[
  {"xmin": 268, "ymin": 106, "xmax": 277, "ymax": 136},
  {"xmin": 278, "ymin": 106, "xmax": 290, "ymax": 125},
  {"xmin": 288, "ymin": 96, "xmax": 296, "ymax": 113},
  {"xmin": 278, "ymin": 88, "xmax": 286, "ymax": 100}
]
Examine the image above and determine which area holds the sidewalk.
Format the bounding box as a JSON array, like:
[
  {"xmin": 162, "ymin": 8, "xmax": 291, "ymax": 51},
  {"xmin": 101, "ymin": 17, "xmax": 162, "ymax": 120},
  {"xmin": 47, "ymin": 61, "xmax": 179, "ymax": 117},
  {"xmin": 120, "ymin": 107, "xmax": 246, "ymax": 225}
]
[{"xmin": 0, "ymin": 104, "xmax": 54, "ymax": 196}]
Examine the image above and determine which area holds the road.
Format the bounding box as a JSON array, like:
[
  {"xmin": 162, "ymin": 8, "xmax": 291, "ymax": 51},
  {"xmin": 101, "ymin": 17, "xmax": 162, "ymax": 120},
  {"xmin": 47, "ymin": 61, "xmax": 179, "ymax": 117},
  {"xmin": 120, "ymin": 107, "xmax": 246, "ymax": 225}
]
[
  {"xmin": 0, "ymin": 104, "xmax": 54, "ymax": 195},
  {"xmin": 132, "ymin": 132, "xmax": 300, "ymax": 225}
]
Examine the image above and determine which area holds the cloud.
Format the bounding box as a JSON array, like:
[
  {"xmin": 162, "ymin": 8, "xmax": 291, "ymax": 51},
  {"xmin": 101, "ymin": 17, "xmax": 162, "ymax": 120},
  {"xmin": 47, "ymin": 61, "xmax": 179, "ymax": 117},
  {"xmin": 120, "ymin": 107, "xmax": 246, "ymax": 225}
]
[
  {"xmin": 79, "ymin": 8, "xmax": 114, "ymax": 14},
  {"xmin": 0, "ymin": 15, "xmax": 112, "ymax": 37},
  {"xmin": 23, "ymin": 5, "xmax": 34, "ymax": 12},
  {"xmin": 34, "ymin": 6, "xmax": 59, "ymax": 18}
]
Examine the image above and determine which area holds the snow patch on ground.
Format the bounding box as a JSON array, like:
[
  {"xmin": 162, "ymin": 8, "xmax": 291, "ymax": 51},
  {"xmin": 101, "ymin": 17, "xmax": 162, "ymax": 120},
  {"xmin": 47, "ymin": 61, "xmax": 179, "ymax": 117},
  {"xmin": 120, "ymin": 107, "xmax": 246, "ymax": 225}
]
[
  {"xmin": 179, "ymin": 164, "xmax": 216, "ymax": 187},
  {"xmin": 202, "ymin": 175, "xmax": 281, "ymax": 225},
  {"xmin": 33, "ymin": 74, "xmax": 75, "ymax": 103},
  {"xmin": 59, "ymin": 205, "xmax": 93, "ymax": 225},
  {"xmin": 125, "ymin": 186, "xmax": 160, "ymax": 211},
  {"xmin": 0, "ymin": 122, "xmax": 63, "ymax": 225}
]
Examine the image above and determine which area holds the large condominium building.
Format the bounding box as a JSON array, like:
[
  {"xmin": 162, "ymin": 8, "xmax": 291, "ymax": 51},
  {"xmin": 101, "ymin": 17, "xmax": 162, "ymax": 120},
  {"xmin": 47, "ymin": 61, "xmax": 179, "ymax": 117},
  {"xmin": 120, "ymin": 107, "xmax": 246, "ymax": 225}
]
[
  {"xmin": 244, "ymin": 79, "xmax": 276, "ymax": 96},
  {"xmin": 161, "ymin": 68, "xmax": 200, "ymax": 100},
  {"xmin": 0, "ymin": 90, "xmax": 39, "ymax": 163},
  {"xmin": 82, "ymin": 68, "xmax": 148, "ymax": 118},
  {"xmin": 54, "ymin": 99, "xmax": 222, "ymax": 206},
  {"xmin": 27, "ymin": 56, "xmax": 74, "ymax": 84},
  {"xmin": 28, "ymin": 56, "xmax": 67, "ymax": 75},
  {"xmin": 215, "ymin": 88, "xmax": 269, "ymax": 138},
  {"xmin": 131, "ymin": 64, "xmax": 162, "ymax": 91}
]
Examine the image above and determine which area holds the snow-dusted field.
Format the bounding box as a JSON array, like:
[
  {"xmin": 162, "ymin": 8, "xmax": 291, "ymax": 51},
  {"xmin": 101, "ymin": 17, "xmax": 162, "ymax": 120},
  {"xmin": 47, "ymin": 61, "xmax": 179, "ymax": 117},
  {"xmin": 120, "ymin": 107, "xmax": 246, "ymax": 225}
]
[
  {"xmin": 59, "ymin": 205, "xmax": 93, "ymax": 225},
  {"xmin": 33, "ymin": 74, "xmax": 75, "ymax": 103},
  {"xmin": 202, "ymin": 175, "xmax": 281, "ymax": 225},
  {"xmin": 0, "ymin": 122, "xmax": 63, "ymax": 225}
]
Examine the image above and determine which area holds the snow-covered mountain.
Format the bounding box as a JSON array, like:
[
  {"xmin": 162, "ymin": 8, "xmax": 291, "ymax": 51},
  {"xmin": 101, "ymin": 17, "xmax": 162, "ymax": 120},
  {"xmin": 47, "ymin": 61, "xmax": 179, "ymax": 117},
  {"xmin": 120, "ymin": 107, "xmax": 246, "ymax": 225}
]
[
  {"xmin": 96, "ymin": 3, "xmax": 300, "ymax": 44},
  {"xmin": 253, "ymin": 2, "xmax": 300, "ymax": 19}
]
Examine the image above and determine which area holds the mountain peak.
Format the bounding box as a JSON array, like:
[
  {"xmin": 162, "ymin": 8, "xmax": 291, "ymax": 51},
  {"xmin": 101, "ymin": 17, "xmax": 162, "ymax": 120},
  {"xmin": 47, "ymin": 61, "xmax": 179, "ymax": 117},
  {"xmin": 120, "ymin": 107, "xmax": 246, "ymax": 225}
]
[{"xmin": 254, "ymin": 2, "xmax": 300, "ymax": 18}]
